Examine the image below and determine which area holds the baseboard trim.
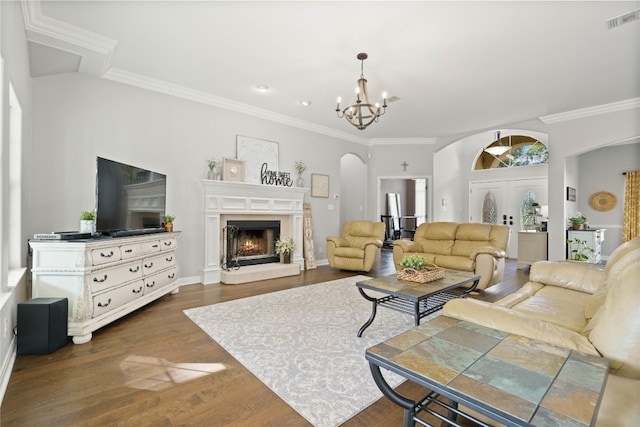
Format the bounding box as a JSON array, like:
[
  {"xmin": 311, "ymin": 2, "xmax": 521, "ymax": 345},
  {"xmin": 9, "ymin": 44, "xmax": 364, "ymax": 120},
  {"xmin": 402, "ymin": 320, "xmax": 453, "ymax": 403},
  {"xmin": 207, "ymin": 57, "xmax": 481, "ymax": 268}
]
[{"xmin": 0, "ymin": 336, "xmax": 17, "ymax": 405}]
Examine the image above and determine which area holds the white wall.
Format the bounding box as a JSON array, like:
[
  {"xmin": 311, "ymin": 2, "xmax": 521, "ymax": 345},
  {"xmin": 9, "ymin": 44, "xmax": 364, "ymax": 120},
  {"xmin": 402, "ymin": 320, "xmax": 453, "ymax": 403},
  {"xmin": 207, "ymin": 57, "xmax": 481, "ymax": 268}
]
[
  {"xmin": 574, "ymin": 143, "xmax": 640, "ymax": 255},
  {"xmin": 1, "ymin": 0, "xmax": 32, "ymax": 403},
  {"xmin": 30, "ymin": 73, "xmax": 369, "ymax": 281}
]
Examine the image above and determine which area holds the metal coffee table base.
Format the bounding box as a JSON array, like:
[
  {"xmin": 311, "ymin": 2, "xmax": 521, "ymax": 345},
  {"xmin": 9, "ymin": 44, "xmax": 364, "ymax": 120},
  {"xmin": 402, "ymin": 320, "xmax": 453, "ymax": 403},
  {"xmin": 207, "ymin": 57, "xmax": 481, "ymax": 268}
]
[{"xmin": 357, "ymin": 289, "xmax": 464, "ymax": 337}]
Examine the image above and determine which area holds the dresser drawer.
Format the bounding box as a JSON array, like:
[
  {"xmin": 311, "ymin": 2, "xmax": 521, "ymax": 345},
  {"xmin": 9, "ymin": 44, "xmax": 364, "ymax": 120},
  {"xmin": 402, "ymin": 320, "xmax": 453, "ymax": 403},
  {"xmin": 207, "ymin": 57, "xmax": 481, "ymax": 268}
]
[
  {"xmin": 142, "ymin": 252, "xmax": 176, "ymax": 275},
  {"xmin": 92, "ymin": 279, "xmax": 145, "ymax": 317},
  {"xmin": 143, "ymin": 267, "xmax": 178, "ymax": 294},
  {"xmin": 142, "ymin": 240, "xmax": 162, "ymax": 254},
  {"xmin": 89, "ymin": 261, "xmax": 143, "ymax": 293},
  {"xmin": 159, "ymin": 237, "xmax": 177, "ymax": 251},
  {"xmin": 90, "ymin": 246, "xmax": 122, "ymax": 266},
  {"xmin": 120, "ymin": 242, "xmax": 144, "ymax": 260}
]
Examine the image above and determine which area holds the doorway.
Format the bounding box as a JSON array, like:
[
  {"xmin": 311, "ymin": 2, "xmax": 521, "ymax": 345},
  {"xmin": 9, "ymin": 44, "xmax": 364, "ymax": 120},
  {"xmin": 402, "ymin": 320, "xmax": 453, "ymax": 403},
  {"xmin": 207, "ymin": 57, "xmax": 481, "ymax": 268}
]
[
  {"xmin": 469, "ymin": 178, "xmax": 548, "ymax": 258},
  {"xmin": 378, "ymin": 176, "xmax": 431, "ymax": 236}
]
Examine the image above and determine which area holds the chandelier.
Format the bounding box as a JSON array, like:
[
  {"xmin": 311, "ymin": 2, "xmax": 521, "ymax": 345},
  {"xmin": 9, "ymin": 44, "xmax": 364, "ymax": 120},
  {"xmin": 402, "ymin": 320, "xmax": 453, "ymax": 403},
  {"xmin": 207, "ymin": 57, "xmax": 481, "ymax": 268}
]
[
  {"xmin": 484, "ymin": 131, "xmax": 511, "ymax": 156},
  {"xmin": 335, "ymin": 53, "xmax": 388, "ymax": 130}
]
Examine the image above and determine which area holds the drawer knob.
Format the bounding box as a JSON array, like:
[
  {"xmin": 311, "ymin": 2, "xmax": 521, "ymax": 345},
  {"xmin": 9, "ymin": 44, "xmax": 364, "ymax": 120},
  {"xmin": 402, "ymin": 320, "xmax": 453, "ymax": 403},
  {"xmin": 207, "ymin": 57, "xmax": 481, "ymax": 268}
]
[
  {"xmin": 100, "ymin": 251, "xmax": 114, "ymax": 258},
  {"xmin": 93, "ymin": 274, "xmax": 108, "ymax": 283},
  {"xmin": 144, "ymin": 262, "xmax": 154, "ymax": 269},
  {"xmin": 152, "ymin": 244, "xmax": 159, "ymax": 248},
  {"xmin": 129, "ymin": 266, "xmax": 140, "ymax": 273},
  {"xmin": 125, "ymin": 249, "xmax": 133, "ymax": 253},
  {"xmin": 97, "ymin": 298, "xmax": 112, "ymax": 307},
  {"xmin": 164, "ymin": 241, "xmax": 172, "ymax": 246},
  {"xmin": 166, "ymin": 256, "xmax": 173, "ymax": 262},
  {"xmin": 146, "ymin": 281, "xmax": 155, "ymax": 288},
  {"xmin": 168, "ymin": 273, "xmax": 175, "ymax": 279},
  {"xmin": 132, "ymin": 286, "xmax": 143, "ymax": 294}
]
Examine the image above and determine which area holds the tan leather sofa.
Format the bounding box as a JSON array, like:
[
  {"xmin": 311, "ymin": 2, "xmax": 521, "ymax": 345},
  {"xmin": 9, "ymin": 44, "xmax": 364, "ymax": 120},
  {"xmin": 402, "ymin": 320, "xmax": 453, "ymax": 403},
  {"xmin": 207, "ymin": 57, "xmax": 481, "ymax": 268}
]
[
  {"xmin": 443, "ymin": 237, "xmax": 640, "ymax": 426},
  {"xmin": 326, "ymin": 221, "xmax": 385, "ymax": 272},
  {"xmin": 393, "ymin": 222, "xmax": 510, "ymax": 290}
]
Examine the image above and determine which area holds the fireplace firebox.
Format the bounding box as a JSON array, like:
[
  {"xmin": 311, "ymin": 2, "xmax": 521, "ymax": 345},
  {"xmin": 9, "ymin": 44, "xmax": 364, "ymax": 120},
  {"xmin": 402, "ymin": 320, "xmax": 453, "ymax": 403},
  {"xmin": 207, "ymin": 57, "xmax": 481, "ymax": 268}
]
[{"xmin": 225, "ymin": 220, "xmax": 281, "ymax": 268}]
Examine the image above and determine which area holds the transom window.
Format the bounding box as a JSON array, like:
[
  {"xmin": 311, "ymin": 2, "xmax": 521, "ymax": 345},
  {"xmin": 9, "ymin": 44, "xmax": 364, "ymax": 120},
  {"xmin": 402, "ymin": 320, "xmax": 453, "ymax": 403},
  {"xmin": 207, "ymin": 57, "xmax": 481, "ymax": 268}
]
[{"xmin": 475, "ymin": 134, "xmax": 548, "ymax": 170}]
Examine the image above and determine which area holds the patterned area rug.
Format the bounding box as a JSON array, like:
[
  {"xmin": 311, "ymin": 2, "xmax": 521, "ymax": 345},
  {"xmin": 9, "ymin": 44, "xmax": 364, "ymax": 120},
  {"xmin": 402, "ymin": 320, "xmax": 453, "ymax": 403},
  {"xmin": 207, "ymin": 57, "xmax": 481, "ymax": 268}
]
[{"xmin": 184, "ymin": 275, "xmax": 440, "ymax": 427}]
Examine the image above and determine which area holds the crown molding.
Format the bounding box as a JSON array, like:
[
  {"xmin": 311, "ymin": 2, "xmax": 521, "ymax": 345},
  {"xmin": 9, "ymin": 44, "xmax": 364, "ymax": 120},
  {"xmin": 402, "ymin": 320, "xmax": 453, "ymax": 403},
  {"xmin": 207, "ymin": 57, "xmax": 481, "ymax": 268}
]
[
  {"xmin": 368, "ymin": 137, "xmax": 437, "ymax": 146},
  {"xmin": 21, "ymin": 0, "xmax": 118, "ymax": 76},
  {"xmin": 104, "ymin": 68, "xmax": 369, "ymax": 145},
  {"xmin": 538, "ymin": 98, "xmax": 640, "ymax": 124}
]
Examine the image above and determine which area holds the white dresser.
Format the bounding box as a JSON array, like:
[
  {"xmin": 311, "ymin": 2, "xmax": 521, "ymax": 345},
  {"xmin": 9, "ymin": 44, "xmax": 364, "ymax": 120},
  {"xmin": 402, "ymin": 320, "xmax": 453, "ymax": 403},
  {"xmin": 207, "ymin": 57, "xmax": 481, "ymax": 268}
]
[
  {"xmin": 567, "ymin": 228, "xmax": 605, "ymax": 264},
  {"xmin": 29, "ymin": 232, "xmax": 179, "ymax": 344}
]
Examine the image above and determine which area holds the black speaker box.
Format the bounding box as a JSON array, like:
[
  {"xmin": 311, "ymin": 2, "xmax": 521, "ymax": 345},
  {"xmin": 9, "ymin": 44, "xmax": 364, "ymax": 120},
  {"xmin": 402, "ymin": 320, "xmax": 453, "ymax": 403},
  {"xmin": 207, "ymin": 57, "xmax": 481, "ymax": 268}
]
[{"xmin": 17, "ymin": 298, "xmax": 69, "ymax": 355}]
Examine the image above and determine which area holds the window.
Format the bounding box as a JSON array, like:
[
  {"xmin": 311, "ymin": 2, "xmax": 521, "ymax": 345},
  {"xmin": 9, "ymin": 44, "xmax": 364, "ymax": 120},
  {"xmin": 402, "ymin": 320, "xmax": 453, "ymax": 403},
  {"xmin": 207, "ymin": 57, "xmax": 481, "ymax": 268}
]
[{"xmin": 474, "ymin": 134, "xmax": 548, "ymax": 170}]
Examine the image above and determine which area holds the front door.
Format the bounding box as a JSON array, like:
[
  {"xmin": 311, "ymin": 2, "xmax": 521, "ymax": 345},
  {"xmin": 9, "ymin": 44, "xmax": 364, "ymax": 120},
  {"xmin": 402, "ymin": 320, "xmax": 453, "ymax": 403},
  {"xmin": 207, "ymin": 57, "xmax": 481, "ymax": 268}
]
[{"xmin": 470, "ymin": 178, "xmax": 548, "ymax": 258}]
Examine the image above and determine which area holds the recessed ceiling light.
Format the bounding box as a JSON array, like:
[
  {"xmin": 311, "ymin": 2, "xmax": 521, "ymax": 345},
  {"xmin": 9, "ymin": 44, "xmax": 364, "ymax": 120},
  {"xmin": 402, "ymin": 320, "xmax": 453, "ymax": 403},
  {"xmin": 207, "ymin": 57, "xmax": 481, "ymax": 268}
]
[
  {"xmin": 299, "ymin": 100, "xmax": 312, "ymax": 107},
  {"xmin": 255, "ymin": 84, "xmax": 270, "ymax": 93}
]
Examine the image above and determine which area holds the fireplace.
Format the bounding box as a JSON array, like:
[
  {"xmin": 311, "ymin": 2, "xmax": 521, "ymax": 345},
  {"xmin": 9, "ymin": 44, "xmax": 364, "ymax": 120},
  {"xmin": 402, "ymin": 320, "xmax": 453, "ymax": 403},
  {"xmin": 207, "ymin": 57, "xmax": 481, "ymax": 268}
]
[
  {"xmin": 225, "ymin": 220, "xmax": 280, "ymax": 267},
  {"xmin": 201, "ymin": 180, "xmax": 307, "ymax": 285}
]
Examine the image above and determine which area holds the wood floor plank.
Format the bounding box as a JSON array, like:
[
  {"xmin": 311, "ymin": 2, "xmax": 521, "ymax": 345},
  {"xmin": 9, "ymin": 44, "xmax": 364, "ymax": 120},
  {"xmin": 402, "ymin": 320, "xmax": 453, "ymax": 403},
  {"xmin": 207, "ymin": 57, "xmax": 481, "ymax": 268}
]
[{"xmin": 1, "ymin": 251, "xmax": 527, "ymax": 426}]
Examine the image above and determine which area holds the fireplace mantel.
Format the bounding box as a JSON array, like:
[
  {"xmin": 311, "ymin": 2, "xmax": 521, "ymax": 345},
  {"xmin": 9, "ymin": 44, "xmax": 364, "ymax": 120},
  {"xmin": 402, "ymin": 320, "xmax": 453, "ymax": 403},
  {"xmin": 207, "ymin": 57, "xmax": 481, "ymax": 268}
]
[{"xmin": 201, "ymin": 180, "xmax": 307, "ymax": 284}]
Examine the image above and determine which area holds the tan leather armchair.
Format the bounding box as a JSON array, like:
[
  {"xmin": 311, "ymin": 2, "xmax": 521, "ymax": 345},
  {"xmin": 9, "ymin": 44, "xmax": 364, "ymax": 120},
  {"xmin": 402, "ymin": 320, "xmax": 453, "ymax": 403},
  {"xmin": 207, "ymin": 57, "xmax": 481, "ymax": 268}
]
[{"xmin": 326, "ymin": 221, "xmax": 385, "ymax": 272}]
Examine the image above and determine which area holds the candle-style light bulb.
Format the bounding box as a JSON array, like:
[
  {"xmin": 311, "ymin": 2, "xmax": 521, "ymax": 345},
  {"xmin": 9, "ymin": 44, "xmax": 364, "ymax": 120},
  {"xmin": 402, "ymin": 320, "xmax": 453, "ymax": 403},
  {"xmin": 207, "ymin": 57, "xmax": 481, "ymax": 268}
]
[{"xmin": 336, "ymin": 96, "xmax": 341, "ymax": 111}]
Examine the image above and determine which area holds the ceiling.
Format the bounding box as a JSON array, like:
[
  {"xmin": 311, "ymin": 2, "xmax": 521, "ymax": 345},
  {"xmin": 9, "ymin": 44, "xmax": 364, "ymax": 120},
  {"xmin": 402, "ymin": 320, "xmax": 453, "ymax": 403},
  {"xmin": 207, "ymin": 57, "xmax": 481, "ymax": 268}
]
[{"xmin": 22, "ymin": 1, "xmax": 640, "ymax": 144}]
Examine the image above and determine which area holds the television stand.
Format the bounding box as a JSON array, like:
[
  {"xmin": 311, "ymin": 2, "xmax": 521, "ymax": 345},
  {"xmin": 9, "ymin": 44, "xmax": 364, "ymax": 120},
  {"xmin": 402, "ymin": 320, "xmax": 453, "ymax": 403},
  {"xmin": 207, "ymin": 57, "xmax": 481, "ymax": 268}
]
[{"xmin": 29, "ymin": 232, "xmax": 180, "ymax": 344}]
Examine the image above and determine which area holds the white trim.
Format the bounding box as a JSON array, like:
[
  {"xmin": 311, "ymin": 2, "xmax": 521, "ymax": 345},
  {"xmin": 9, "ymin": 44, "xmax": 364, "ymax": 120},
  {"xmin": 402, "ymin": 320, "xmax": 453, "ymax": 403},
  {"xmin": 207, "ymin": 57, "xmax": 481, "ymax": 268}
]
[
  {"xmin": 0, "ymin": 341, "xmax": 16, "ymax": 406},
  {"xmin": 21, "ymin": 0, "xmax": 118, "ymax": 76},
  {"xmin": 539, "ymin": 98, "xmax": 640, "ymax": 124},
  {"xmin": 104, "ymin": 68, "xmax": 369, "ymax": 145}
]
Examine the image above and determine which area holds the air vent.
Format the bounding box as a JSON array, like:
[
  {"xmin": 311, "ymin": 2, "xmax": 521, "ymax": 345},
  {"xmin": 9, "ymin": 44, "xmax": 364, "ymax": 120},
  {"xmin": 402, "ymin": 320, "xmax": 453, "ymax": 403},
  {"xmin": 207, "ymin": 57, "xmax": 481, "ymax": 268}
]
[{"xmin": 607, "ymin": 8, "xmax": 640, "ymax": 29}]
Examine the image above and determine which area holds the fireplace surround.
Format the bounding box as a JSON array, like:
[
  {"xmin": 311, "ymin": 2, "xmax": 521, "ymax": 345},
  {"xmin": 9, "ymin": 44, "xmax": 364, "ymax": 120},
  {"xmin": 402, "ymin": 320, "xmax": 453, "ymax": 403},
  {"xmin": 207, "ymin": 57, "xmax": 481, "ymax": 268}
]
[{"xmin": 201, "ymin": 180, "xmax": 307, "ymax": 284}]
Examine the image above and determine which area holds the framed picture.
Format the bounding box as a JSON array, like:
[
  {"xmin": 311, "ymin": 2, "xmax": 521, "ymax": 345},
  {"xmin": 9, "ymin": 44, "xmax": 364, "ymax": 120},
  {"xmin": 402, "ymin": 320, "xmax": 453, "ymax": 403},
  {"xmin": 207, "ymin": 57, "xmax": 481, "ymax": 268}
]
[
  {"xmin": 236, "ymin": 135, "xmax": 279, "ymax": 183},
  {"xmin": 223, "ymin": 158, "xmax": 246, "ymax": 182},
  {"xmin": 566, "ymin": 186, "xmax": 576, "ymax": 202},
  {"xmin": 311, "ymin": 174, "xmax": 329, "ymax": 198}
]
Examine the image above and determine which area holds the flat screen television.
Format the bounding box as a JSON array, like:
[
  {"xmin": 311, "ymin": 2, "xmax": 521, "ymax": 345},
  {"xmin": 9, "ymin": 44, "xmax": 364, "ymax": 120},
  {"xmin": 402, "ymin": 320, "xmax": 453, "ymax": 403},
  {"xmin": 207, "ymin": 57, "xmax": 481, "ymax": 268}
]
[{"xmin": 95, "ymin": 157, "xmax": 167, "ymax": 237}]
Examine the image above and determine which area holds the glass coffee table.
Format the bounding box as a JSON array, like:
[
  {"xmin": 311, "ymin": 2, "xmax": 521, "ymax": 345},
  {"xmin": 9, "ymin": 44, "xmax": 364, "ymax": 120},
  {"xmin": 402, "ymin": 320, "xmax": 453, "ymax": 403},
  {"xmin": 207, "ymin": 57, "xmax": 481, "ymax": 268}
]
[
  {"xmin": 366, "ymin": 316, "xmax": 609, "ymax": 426},
  {"xmin": 356, "ymin": 270, "xmax": 480, "ymax": 337}
]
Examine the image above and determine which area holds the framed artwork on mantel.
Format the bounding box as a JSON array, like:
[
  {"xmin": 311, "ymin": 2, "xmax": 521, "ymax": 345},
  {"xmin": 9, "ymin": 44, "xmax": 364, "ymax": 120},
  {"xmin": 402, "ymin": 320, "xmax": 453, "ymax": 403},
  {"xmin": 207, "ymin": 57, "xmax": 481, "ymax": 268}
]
[
  {"xmin": 236, "ymin": 135, "xmax": 279, "ymax": 183},
  {"xmin": 223, "ymin": 158, "xmax": 246, "ymax": 182},
  {"xmin": 311, "ymin": 173, "xmax": 329, "ymax": 198}
]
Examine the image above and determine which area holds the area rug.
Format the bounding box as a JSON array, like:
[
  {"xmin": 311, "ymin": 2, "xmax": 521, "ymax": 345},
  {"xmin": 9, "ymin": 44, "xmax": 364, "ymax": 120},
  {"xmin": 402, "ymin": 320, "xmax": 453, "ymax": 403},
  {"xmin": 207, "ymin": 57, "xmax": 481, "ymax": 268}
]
[{"xmin": 184, "ymin": 275, "xmax": 440, "ymax": 427}]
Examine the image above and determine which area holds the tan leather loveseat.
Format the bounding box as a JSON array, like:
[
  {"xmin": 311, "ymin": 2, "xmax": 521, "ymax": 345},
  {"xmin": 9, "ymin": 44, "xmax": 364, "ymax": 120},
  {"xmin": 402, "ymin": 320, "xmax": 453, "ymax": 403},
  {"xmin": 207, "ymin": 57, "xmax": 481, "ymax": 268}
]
[
  {"xmin": 444, "ymin": 237, "xmax": 640, "ymax": 425},
  {"xmin": 393, "ymin": 222, "xmax": 510, "ymax": 290},
  {"xmin": 326, "ymin": 220, "xmax": 385, "ymax": 272}
]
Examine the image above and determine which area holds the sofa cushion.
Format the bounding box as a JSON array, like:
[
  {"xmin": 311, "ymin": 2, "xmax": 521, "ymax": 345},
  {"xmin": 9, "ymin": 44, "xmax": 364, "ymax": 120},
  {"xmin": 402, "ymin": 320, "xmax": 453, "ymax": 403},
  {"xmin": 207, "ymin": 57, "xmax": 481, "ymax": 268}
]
[
  {"xmin": 529, "ymin": 261, "xmax": 605, "ymax": 294},
  {"xmin": 433, "ymin": 254, "xmax": 474, "ymax": 272},
  {"xmin": 508, "ymin": 289, "xmax": 591, "ymax": 333},
  {"xmin": 334, "ymin": 247, "xmax": 364, "ymax": 259}
]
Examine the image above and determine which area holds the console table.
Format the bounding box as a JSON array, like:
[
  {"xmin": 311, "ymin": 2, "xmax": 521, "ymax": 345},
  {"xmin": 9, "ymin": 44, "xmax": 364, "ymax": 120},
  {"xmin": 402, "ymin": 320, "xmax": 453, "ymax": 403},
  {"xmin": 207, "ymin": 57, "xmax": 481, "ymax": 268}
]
[
  {"xmin": 29, "ymin": 232, "xmax": 180, "ymax": 344},
  {"xmin": 366, "ymin": 316, "xmax": 609, "ymax": 426}
]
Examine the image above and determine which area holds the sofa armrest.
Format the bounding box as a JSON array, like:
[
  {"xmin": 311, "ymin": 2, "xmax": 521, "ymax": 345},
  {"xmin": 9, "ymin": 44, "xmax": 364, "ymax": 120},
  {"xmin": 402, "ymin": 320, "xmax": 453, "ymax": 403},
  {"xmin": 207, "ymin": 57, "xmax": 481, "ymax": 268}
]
[
  {"xmin": 326, "ymin": 236, "xmax": 348, "ymax": 247},
  {"xmin": 393, "ymin": 239, "xmax": 424, "ymax": 253},
  {"xmin": 360, "ymin": 238, "xmax": 383, "ymax": 249},
  {"xmin": 469, "ymin": 245, "xmax": 506, "ymax": 259},
  {"xmin": 443, "ymin": 299, "xmax": 600, "ymax": 356}
]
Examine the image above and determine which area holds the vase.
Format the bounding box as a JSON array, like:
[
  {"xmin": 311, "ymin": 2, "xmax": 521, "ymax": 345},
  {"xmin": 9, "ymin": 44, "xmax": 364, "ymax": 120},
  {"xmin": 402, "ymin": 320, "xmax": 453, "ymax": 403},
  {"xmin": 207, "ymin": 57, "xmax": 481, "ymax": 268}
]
[
  {"xmin": 207, "ymin": 169, "xmax": 217, "ymax": 180},
  {"xmin": 79, "ymin": 220, "xmax": 95, "ymax": 235},
  {"xmin": 296, "ymin": 176, "xmax": 305, "ymax": 188},
  {"xmin": 572, "ymin": 224, "xmax": 587, "ymax": 230},
  {"xmin": 165, "ymin": 223, "xmax": 173, "ymax": 232},
  {"xmin": 282, "ymin": 253, "xmax": 292, "ymax": 264}
]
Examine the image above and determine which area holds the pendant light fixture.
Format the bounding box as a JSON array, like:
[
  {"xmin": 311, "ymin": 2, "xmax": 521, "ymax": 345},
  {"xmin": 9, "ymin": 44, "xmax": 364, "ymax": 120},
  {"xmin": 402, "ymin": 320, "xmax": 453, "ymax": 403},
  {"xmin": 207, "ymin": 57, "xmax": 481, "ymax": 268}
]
[
  {"xmin": 484, "ymin": 131, "xmax": 511, "ymax": 156},
  {"xmin": 335, "ymin": 53, "xmax": 388, "ymax": 130}
]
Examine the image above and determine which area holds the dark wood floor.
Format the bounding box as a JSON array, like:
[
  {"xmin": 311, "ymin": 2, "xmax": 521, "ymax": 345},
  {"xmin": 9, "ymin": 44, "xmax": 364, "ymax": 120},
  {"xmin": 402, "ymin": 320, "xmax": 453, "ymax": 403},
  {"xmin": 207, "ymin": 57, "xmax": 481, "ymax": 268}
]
[{"xmin": 1, "ymin": 251, "xmax": 529, "ymax": 427}]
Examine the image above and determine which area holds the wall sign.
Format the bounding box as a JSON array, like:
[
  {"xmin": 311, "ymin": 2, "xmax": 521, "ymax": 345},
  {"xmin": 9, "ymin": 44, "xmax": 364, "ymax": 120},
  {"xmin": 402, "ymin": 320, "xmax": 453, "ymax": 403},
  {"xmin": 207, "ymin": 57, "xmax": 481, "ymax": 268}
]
[
  {"xmin": 260, "ymin": 163, "xmax": 293, "ymax": 187},
  {"xmin": 566, "ymin": 186, "xmax": 576, "ymax": 202}
]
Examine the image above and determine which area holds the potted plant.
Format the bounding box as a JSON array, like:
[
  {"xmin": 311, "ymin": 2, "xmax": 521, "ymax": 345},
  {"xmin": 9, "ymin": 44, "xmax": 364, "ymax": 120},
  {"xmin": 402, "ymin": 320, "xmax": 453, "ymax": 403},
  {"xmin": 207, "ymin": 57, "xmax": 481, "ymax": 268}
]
[
  {"xmin": 294, "ymin": 160, "xmax": 306, "ymax": 188},
  {"xmin": 397, "ymin": 254, "xmax": 444, "ymax": 283},
  {"xmin": 275, "ymin": 236, "xmax": 296, "ymax": 264},
  {"xmin": 80, "ymin": 210, "xmax": 95, "ymax": 234},
  {"xmin": 206, "ymin": 157, "xmax": 218, "ymax": 180},
  {"xmin": 566, "ymin": 237, "xmax": 594, "ymax": 262},
  {"xmin": 569, "ymin": 212, "xmax": 588, "ymax": 230},
  {"xmin": 164, "ymin": 215, "xmax": 176, "ymax": 232}
]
